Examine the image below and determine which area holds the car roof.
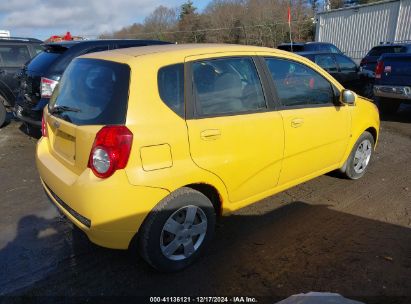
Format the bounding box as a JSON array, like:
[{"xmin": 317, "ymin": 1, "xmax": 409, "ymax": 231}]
[
  {"xmin": 372, "ymin": 43, "xmax": 411, "ymax": 48},
  {"xmin": 80, "ymin": 43, "xmax": 295, "ymax": 63},
  {"xmin": 279, "ymin": 42, "xmax": 332, "ymax": 46},
  {"xmin": 0, "ymin": 37, "xmax": 43, "ymax": 44},
  {"xmin": 278, "ymin": 42, "xmax": 305, "ymax": 46},
  {"xmin": 297, "ymin": 51, "xmax": 338, "ymax": 56},
  {"xmin": 305, "ymin": 42, "xmax": 332, "ymax": 45},
  {"xmin": 44, "ymin": 39, "xmax": 170, "ymax": 48}
]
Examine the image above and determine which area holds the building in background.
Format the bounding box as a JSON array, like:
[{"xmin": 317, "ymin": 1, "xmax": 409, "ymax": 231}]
[
  {"xmin": 315, "ymin": 0, "xmax": 411, "ymax": 62},
  {"xmin": 0, "ymin": 30, "xmax": 11, "ymax": 38}
]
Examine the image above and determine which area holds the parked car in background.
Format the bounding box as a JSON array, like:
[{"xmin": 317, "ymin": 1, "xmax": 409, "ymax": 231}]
[
  {"xmin": 37, "ymin": 44, "xmax": 379, "ymax": 272},
  {"xmin": 0, "ymin": 37, "xmax": 43, "ymax": 127},
  {"xmin": 277, "ymin": 42, "xmax": 342, "ymax": 54},
  {"xmin": 359, "ymin": 42, "xmax": 411, "ymax": 98},
  {"xmin": 374, "ymin": 53, "xmax": 411, "ymax": 114},
  {"xmin": 360, "ymin": 42, "xmax": 411, "ymax": 78},
  {"xmin": 15, "ymin": 39, "xmax": 171, "ymax": 128},
  {"xmin": 299, "ymin": 52, "xmax": 361, "ymax": 94}
]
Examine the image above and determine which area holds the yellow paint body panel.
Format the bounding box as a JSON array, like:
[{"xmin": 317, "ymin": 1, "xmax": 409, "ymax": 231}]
[
  {"xmin": 36, "ymin": 44, "xmax": 380, "ymax": 250},
  {"xmin": 140, "ymin": 144, "xmax": 173, "ymax": 171}
]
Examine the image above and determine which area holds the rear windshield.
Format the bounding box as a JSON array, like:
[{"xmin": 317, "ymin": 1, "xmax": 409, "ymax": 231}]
[
  {"xmin": 27, "ymin": 48, "xmax": 66, "ymax": 72},
  {"xmin": 49, "ymin": 58, "xmax": 130, "ymax": 126},
  {"xmin": 368, "ymin": 46, "xmax": 406, "ymax": 57}
]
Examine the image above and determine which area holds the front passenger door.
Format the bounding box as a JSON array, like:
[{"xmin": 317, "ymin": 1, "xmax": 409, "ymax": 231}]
[{"xmin": 264, "ymin": 57, "xmax": 350, "ymax": 186}]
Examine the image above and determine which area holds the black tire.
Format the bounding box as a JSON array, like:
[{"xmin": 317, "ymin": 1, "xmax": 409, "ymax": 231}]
[
  {"xmin": 362, "ymin": 79, "xmax": 374, "ymax": 99},
  {"xmin": 378, "ymin": 98, "xmax": 400, "ymax": 115},
  {"xmin": 340, "ymin": 131, "xmax": 375, "ymax": 180},
  {"xmin": 137, "ymin": 187, "xmax": 216, "ymax": 272},
  {"xmin": 0, "ymin": 97, "xmax": 6, "ymax": 128}
]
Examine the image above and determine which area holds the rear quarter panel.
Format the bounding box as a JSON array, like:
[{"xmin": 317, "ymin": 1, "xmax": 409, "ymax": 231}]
[{"xmin": 122, "ymin": 53, "xmax": 230, "ymax": 212}]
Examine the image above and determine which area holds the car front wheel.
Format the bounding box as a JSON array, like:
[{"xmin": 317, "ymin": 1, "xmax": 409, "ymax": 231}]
[
  {"xmin": 340, "ymin": 131, "xmax": 375, "ymax": 180},
  {"xmin": 137, "ymin": 187, "xmax": 216, "ymax": 272}
]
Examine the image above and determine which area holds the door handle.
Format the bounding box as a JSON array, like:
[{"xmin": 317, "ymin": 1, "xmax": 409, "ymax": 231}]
[
  {"xmin": 291, "ymin": 118, "xmax": 304, "ymax": 128},
  {"xmin": 200, "ymin": 129, "xmax": 221, "ymax": 140}
]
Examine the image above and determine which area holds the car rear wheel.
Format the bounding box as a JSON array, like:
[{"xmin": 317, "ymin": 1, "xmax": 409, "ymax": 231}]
[
  {"xmin": 378, "ymin": 98, "xmax": 400, "ymax": 115},
  {"xmin": 137, "ymin": 187, "xmax": 216, "ymax": 272},
  {"xmin": 0, "ymin": 96, "xmax": 7, "ymax": 128},
  {"xmin": 340, "ymin": 131, "xmax": 375, "ymax": 180}
]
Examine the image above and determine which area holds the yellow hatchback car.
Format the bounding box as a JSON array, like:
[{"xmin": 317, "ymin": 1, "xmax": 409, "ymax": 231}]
[{"xmin": 36, "ymin": 44, "xmax": 379, "ymax": 271}]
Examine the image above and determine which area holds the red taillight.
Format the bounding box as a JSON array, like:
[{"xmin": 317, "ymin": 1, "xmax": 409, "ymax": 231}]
[
  {"xmin": 375, "ymin": 61, "xmax": 384, "ymax": 79},
  {"xmin": 41, "ymin": 114, "xmax": 48, "ymax": 137},
  {"xmin": 40, "ymin": 77, "xmax": 59, "ymax": 98},
  {"xmin": 88, "ymin": 126, "xmax": 133, "ymax": 179}
]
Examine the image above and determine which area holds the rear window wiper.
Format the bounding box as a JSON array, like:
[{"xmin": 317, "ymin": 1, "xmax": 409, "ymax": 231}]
[{"xmin": 50, "ymin": 105, "xmax": 81, "ymax": 114}]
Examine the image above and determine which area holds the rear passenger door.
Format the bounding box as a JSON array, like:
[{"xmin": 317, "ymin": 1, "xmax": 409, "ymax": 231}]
[
  {"xmin": 185, "ymin": 55, "xmax": 284, "ymax": 203},
  {"xmin": 263, "ymin": 57, "xmax": 350, "ymax": 186}
]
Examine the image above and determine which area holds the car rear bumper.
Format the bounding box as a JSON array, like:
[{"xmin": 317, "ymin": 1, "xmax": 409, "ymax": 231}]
[
  {"xmin": 36, "ymin": 137, "xmax": 170, "ymax": 249},
  {"xmin": 374, "ymin": 85, "xmax": 411, "ymax": 101},
  {"xmin": 14, "ymin": 104, "xmax": 42, "ymax": 127}
]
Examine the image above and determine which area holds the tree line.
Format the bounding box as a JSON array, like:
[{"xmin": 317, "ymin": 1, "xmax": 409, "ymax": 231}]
[
  {"xmin": 101, "ymin": 0, "xmax": 382, "ymax": 47},
  {"xmin": 101, "ymin": 0, "xmax": 316, "ymax": 47}
]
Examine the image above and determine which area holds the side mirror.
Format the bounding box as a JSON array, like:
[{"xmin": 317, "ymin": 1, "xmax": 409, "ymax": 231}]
[{"xmin": 341, "ymin": 89, "xmax": 356, "ymax": 105}]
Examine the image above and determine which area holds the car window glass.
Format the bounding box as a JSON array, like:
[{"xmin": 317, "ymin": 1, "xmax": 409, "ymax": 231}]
[
  {"xmin": 330, "ymin": 45, "xmax": 340, "ymax": 53},
  {"xmin": 315, "ymin": 55, "xmax": 338, "ymax": 72},
  {"xmin": 33, "ymin": 45, "xmax": 45, "ymax": 55},
  {"xmin": 192, "ymin": 57, "xmax": 266, "ymax": 116},
  {"xmin": 318, "ymin": 44, "xmax": 331, "ymax": 52},
  {"xmin": 51, "ymin": 45, "xmax": 109, "ymax": 73},
  {"xmin": 335, "ymin": 55, "xmax": 357, "ymax": 71},
  {"xmin": 265, "ymin": 57, "xmax": 334, "ymax": 107},
  {"xmin": 85, "ymin": 45, "xmax": 109, "ymax": 54},
  {"xmin": 0, "ymin": 45, "xmax": 30, "ymax": 67},
  {"xmin": 49, "ymin": 58, "xmax": 130, "ymax": 125},
  {"xmin": 304, "ymin": 44, "xmax": 318, "ymax": 52},
  {"xmin": 278, "ymin": 45, "xmax": 304, "ymax": 52},
  {"xmin": 368, "ymin": 46, "xmax": 406, "ymax": 56},
  {"xmin": 158, "ymin": 64, "xmax": 184, "ymax": 117}
]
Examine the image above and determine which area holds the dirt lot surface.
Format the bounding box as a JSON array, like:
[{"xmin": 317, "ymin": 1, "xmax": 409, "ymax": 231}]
[{"xmin": 0, "ymin": 107, "xmax": 410, "ymax": 304}]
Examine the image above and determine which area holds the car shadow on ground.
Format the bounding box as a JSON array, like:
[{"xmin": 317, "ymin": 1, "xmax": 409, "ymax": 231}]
[
  {"xmin": 17, "ymin": 123, "xmax": 41, "ymax": 139},
  {"xmin": 1, "ymin": 201, "xmax": 410, "ymax": 304},
  {"xmin": 380, "ymin": 103, "xmax": 411, "ymax": 124}
]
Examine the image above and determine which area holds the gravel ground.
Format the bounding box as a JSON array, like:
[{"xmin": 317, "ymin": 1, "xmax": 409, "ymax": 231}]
[{"xmin": 0, "ymin": 106, "xmax": 410, "ymax": 304}]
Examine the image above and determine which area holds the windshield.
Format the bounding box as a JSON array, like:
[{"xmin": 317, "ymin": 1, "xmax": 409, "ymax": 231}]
[
  {"xmin": 368, "ymin": 46, "xmax": 406, "ymax": 57},
  {"xmin": 27, "ymin": 47, "xmax": 67, "ymax": 72},
  {"xmin": 49, "ymin": 58, "xmax": 130, "ymax": 126}
]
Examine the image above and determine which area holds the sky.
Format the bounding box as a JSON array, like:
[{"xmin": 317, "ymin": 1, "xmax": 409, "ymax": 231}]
[{"xmin": 0, "ymin": 0, "xmax": 208, "ymax": 40}]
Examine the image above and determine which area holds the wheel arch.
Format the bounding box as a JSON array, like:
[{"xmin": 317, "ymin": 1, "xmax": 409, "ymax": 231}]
[
  {"xmin": 0, "ymin": 82, "xmax": 15, "ymax": 107},
  {"xmin": 185, "ymin": 183, "xmax": 223, "ymax": 217},
  {"xmin": 365, "ymin": 126, "xmax": 378, "ymax": 146},
  {"xmin": 339, "ymin": 123, "xmax": 379, "ymax": 170}
]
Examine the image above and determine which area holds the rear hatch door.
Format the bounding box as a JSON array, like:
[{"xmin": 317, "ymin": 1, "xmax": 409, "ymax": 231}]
[
  {"xmin": 379, "ymin": 54, "xmax": 411, "ymax": 86},
  {"xmin": 21, "ymin": 44, "xmax": 70, "ymax": 105},
  {"xmin": 45, "ymin": 57, "xmax": 130, "ymax": 175}
]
